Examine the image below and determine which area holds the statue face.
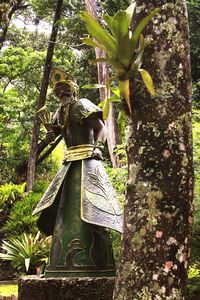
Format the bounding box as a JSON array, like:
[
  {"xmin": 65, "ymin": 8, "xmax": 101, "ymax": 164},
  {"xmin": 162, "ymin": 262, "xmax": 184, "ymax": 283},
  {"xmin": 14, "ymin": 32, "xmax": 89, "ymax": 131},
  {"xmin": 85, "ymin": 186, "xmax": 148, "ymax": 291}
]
[{"xmin": 54, "ymin": 83, "xmax": 73, "ymax": 104}]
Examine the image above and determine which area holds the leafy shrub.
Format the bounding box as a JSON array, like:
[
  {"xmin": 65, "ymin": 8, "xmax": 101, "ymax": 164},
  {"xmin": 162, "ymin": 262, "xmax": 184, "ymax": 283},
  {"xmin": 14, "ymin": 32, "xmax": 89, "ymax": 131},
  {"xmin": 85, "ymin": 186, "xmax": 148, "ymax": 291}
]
[
  {"xmin": 0, "ymin": 182, "xmax": 26, "ymax": 209},
  {"xmin": 0, "ymin": 232, "xmax": 51, "ymax": 274},
  {"xmin": 105, "ymin": 164, "xmax": 127, "ymax": 263},
  {"xmin": 2, "ymin": 178, "xmax": 49, "ymax": 237},
  {"xmin": 190, "ymin": 110, "xmax": 200, "ymax": 271},
  {"xmin": 3, "ymin": 191, "xmax": 42, "ymax": 237},
  {"xmin": 32, "ymin": 178, "xmax": 49, "ymax": 194},
  {"xmin": 187, "ymin": 266, "xmax": 200, "ymax": 299},
  {"xmin": 105, "ymin": 164, "xmax": 127, "ymax": 204}
]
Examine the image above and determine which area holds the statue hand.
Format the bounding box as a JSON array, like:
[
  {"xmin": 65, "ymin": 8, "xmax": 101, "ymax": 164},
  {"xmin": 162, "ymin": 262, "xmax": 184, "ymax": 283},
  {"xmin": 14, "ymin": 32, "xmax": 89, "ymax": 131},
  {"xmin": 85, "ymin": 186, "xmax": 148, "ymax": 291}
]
[
  {"xmin": 92, "ymin": 147, "xmax": 103, "ymax": 160},
  {"xmin": 46, "ymin": 130, "xmax": 55, "ymax": 144}
]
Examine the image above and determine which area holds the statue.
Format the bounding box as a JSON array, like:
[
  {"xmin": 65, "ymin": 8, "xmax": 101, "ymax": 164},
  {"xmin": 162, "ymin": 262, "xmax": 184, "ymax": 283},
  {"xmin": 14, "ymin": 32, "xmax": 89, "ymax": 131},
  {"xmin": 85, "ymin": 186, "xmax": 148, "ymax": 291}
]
[{"xmin": 33, "ymin": 68, "xmax": 123, "ymax": 277}]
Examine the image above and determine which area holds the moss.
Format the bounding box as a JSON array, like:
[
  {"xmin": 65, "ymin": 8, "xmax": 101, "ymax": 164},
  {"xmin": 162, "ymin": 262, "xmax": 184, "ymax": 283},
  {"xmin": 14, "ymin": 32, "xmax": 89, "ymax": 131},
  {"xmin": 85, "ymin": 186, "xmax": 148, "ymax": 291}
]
[
  {"xmin": 146, "ymin": 190, "xmax": 163, "ymax": 227},
  {"xmin": 131, "ymin": 232, "xmax": 145, "ymax": 249}
]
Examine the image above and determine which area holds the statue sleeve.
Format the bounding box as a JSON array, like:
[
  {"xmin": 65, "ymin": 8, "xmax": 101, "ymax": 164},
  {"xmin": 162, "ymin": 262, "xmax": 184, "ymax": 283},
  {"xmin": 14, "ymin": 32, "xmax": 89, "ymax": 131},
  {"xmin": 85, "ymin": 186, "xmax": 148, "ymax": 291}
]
[{"xmin": 72, "ymin": 98, "xmax": 102, "ymax": 122}]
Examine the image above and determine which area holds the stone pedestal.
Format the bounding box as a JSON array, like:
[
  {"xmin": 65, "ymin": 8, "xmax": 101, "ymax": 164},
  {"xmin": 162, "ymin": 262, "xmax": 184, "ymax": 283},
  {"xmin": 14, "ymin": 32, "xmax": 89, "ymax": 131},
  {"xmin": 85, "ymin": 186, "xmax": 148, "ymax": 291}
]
[{"xmin": 18, "ymin": 277, "xmax": 115, "ymax": 300}]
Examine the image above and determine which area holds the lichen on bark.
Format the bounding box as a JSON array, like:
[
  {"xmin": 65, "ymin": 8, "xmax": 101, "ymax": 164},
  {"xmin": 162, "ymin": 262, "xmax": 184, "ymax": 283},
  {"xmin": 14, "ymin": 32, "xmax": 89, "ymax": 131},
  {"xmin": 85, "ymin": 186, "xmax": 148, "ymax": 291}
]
[{"xmin": 113, "ymin": 1, "xmax": 193, "ymax": 299}]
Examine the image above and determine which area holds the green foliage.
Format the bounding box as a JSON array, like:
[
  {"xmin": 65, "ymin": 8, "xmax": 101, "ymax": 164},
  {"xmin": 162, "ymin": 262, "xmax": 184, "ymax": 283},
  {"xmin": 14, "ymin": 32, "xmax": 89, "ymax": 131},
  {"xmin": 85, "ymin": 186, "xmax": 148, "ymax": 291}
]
[
  {"xmin": 0, "ymin": 182, "xmax": 26, "ymax": 209},
  {"xmin": 105, "ymin": 164, "xmax": 127, "ymax": 204},
  {"xmin": 187, "ymin": 266, "xmax": 200, "ymax": 300},
  {"xmin": 0, "ymin": 232, "xmax": 50, "ymax": 274},
  {"xmin": 189, "ymin": 109, "xmax": 200, "ymax": 297},
  {"xmin": 188, "ymin": 0, "xmax": 200, "ymax": 83},
  {"xmin": 191, "ymin": 110, "xmax": 200, "ymax": 262},
  {"xmin": 80, "ymin": 5, "xmax": 158, "ymax": 115},
  {"xmin": 3, "ymin": 179, "xmax": 48, "ymax": 237},
  {"xmin": 192, "ymin": 82, "xmax": 200, "ymax": 109},
  {"xmin": 0, "ymin": 41, "xmax": 46, "ymax": 182},
  {"xmin": 106, "ymin": 163, "xmax": 127, "ymax": 262}
]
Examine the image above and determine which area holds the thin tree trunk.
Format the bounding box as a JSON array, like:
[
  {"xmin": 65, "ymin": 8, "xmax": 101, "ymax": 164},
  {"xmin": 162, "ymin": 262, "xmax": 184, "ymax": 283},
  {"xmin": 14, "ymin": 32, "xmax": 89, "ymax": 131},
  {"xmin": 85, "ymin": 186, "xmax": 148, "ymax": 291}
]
[
  {"xmin": 114, "ymin": 1, "xmax": 193, "ymax": 299},
  {"xmin": 26, "ymin": 0, "xmax": 63, "ymax": 191},
  {"xmin": 85, "ymin": 0, "xmax": 121, "ymax": 167},
  {"xmin": 0, "ymin": 2, "xmax": 29, "ymax": 51}
]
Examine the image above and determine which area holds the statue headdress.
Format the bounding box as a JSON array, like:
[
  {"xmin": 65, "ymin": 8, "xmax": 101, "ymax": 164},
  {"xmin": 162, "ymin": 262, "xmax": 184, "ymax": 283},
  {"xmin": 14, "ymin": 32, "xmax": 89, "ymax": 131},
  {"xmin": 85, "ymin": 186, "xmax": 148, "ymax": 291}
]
[{"xmin": 50, "ymin": 67, "xmax": 79, "ymax": 93}]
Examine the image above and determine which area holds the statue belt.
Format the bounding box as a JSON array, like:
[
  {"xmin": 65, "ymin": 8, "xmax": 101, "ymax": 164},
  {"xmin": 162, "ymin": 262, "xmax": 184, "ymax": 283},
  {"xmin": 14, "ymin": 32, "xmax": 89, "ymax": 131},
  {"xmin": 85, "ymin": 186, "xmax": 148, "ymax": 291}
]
[{"xmin": 64, "ymin": 144, "xmax": 94, "ymax": 162}]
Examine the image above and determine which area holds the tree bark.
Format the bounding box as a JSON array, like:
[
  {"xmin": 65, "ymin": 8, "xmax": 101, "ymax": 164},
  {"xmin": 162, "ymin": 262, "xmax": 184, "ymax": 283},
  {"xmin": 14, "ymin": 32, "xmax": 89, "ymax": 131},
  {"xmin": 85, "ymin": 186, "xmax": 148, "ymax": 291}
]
[
  {"xmin": 84, "ymin": 0, "xmax": 121, "ymax": 167},
  {"xmin": 26, "ymin": 0, "xmax": 63, "ymax": 191},
  {"xmin": 114, "ymin": 1, "xmax": 193, "ymax": 299},
  {"xmin": 0, "ymin": 1, "xmax": 29, "ymax": 51}
]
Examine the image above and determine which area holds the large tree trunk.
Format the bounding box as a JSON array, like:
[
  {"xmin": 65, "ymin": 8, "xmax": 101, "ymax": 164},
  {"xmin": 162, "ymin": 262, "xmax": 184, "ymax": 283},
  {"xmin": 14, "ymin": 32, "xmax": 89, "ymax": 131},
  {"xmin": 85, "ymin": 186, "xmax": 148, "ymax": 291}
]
[
  {"xmin": 26, "ymin": 0, "xmax": 63, "ymax": 191},
  {"xmin": 85, "ymin": 0, "xmax": 121, "ymax": 167},
  {"xmin": 114, "ymin": 1, "xmax": 193, "ymax": 299}
]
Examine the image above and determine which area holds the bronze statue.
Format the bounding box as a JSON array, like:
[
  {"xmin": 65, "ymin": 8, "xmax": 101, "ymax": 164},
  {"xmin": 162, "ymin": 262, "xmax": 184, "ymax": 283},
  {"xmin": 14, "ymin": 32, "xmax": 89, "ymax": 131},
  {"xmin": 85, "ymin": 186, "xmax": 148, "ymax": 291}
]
[{"xmin": 33, "ymin": 68, "xmax": 123, "ymax": 277}]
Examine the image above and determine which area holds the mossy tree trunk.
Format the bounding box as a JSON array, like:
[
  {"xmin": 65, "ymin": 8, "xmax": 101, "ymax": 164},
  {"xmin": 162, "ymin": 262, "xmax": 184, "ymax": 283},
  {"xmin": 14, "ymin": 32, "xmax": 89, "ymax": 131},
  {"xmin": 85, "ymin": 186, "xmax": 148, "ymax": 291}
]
[{"xmin": 113, "ymin": 1, "xmax": 193, "ymax": 299}]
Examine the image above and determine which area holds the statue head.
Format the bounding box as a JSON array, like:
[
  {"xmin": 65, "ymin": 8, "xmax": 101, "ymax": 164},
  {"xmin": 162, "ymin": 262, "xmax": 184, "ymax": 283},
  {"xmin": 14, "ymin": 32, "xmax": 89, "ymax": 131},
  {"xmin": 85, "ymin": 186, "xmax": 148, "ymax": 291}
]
[{"xmin": 50, "ymin": 68, "xmax": 78, "ymax": 104}]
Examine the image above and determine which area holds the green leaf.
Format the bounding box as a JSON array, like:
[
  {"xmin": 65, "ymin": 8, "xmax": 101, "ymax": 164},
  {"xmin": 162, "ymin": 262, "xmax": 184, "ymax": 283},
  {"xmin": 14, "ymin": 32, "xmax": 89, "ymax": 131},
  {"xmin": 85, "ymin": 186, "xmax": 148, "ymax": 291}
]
[
  {"xmin": 132, "ymin": 8, "xmax": 160, "ymax": 44},
  {"xmin": 137, "ymin": 34, "xmax": 145, "ymax": 53},
  {"xmin": 125, "ymin": 3, "xmax": 136, "ymax": 26},
  {"xmin": 107, "ymin": 95, "xmax": 121, "ymax": 103},
  {"xmin": 103, "ymin": 99, "xmax": 110, "ymax": 120},
  {"xmin": 112, "ymin": 11, "xmax": 129, "ymax": 39},
  {"xmin": 94, "ymin": 58, "xmax": 126, "ymax": 78},
  {"xmin": 117, "ymin": 32, "xmax": 134, "ymax": 70},
  {"xmin": 111, "ymin": 87, "xmax": 120, "ymax": 97},
  {"xmin": 125, "ymin": 34, "xmax": 145, "ymax": 79},
  {"xmin": 82, "ymin": 37, "xmax": 107, "ymax": 53},
  {"xmin": 103, "ymin": 15, "xmax": 115, "ymax": 36},
  {"xmin": 117, "ymin": 109, "xmax": 127, "ymax": 138},
  {"xmin": 98, "ymin": 101, "xmax": 104, "ymax": 108},
  {"xmin": 118, "ymin": 79, "xmax": 132, "ymax": 114},
  {"xmin": 139, "ymin": 69, "xmax": 156, "ymax": 96},
  {"xmin": 81, "ymin": 84, "xmax": 105, "ymax": 89},
  {"xmin": 80, "ymin": 11, "xmax": 117, "ymax": 56}
]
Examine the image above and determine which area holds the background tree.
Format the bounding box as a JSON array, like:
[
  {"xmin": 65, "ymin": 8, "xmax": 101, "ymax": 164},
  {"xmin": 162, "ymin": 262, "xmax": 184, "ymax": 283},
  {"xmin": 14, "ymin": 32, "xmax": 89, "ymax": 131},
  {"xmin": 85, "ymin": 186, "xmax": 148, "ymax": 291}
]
[
  {"xmin": 0, "ymin": 0, "xmax": 29, "ymax": 50},
  {"xmin": 113, "ymin": 1, "xmax": 193, "ymax": 299},
  {"xmin": 84, "ymin": 0, "xmax": 121, "ymax": 167},
  {"xmin": 26, "ymin": 0, "xmax": 63, "ymax": 191}
]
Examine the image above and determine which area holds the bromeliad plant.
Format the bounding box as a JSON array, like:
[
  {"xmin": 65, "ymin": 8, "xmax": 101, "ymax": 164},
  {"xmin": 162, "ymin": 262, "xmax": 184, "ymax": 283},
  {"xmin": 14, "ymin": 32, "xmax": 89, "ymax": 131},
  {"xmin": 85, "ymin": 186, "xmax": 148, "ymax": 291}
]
[
  {"xmin": 80, "ymin": 4, "xmax": 159, "ymax": 116},
  {"xmin": 0, "ymin": 232, "xmax": 51, "ymax": 275}
]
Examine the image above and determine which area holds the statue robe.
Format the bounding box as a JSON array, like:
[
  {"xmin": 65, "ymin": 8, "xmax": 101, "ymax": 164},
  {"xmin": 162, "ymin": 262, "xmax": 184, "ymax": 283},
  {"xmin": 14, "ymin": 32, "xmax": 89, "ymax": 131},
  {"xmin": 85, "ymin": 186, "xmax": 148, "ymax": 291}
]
[{"xmin": 33, "ymin": 98, "xmax": 123, "ymax": 277}]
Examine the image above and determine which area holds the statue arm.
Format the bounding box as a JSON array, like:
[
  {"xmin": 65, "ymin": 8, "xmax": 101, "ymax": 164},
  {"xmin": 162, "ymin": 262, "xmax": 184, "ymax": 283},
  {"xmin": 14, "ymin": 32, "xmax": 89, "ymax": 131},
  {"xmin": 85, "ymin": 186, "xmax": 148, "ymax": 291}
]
[{"xmin": 86, "ymin": 115, "xmax": 107, "ymax": 160}]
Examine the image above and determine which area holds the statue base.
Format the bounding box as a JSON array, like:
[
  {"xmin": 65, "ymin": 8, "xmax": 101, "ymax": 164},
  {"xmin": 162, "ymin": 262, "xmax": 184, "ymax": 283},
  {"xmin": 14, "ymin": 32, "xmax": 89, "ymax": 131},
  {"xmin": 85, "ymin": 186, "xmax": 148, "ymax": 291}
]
[{"xmin": 18, "ymin": 277, "xmax": 115, "ymax": 300}]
